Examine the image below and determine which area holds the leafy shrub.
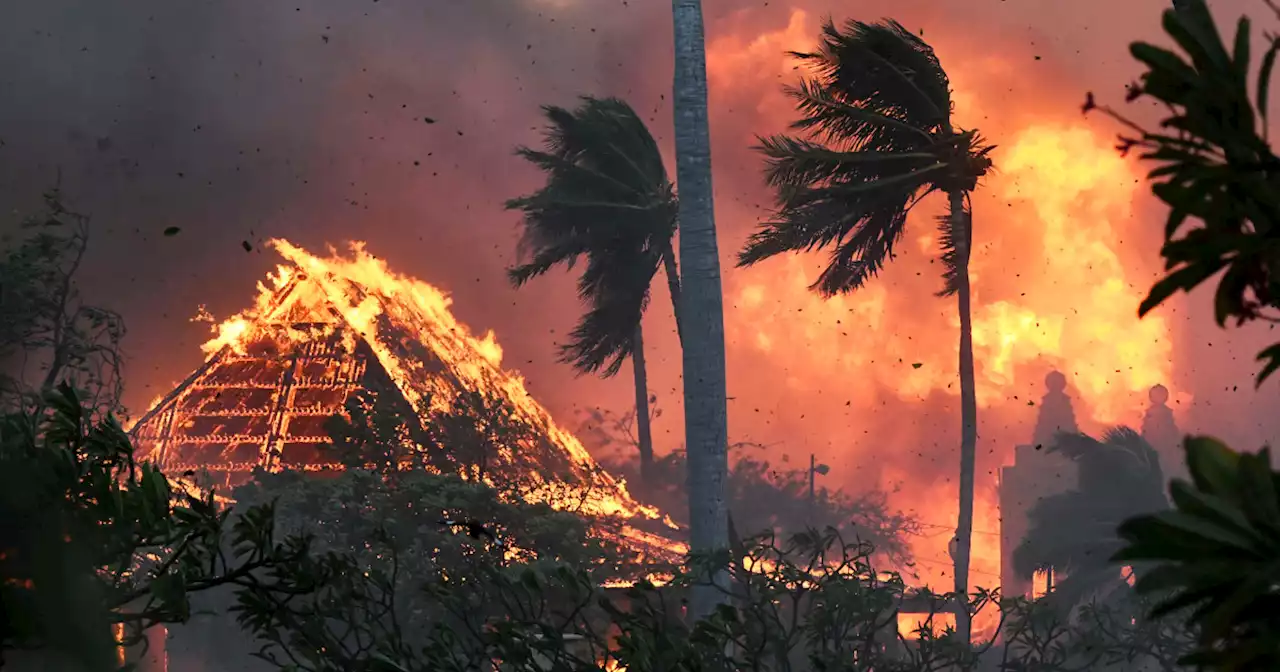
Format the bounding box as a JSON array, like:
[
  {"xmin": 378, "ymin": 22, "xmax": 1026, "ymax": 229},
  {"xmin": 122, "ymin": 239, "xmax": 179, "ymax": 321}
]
[{"xmin": 0, "ymin": 383, "xmax": 312, "ymax": 671}]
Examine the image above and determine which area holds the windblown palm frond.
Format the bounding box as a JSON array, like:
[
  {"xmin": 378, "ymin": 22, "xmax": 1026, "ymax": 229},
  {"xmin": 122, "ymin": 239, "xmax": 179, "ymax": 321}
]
[
  {"xmin": 736, "ymin": 18, "xmax": 993, "ymax": 296},
  {"xmin": 557, "ymin": 237, "xmax": 662, "ymax": 376},
  {"xmin": 1014, "ymin": 427, "xmax": 1169, "ymax": 609},
  {"xmin": 787, "ymin": 19, "xmax": 951, "ymax": 143},
  {"xmin": 506, "ymin": 96, "xmax": 677, "ymax": 376},
  {"xmin": 737, "ymin": 20, "xmax": 997, "ymax": 641},
  {"xmin": 1056, "ymin": 427, "xmax": 1167, "ymax": 496}
]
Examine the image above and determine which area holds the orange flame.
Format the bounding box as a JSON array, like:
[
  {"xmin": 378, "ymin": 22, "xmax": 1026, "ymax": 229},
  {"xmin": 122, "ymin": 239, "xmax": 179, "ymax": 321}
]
[
  {"xmin": 179, "ymin": 239, "xmax": 688, "ymax": 565},
  {"xmin": 708, "ymin": 8, "xmax": 1179, "ymax": 612},
  {"xmin": 897, "ymin": 611, "xmax": 957, "ymax": 641}
]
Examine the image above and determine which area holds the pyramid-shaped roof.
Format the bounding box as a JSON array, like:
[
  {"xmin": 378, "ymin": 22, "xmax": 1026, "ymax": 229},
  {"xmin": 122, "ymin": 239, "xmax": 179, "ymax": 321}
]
[{"xmin": 130, "ymin": 239, "xmax": 681, "ymax": 560}]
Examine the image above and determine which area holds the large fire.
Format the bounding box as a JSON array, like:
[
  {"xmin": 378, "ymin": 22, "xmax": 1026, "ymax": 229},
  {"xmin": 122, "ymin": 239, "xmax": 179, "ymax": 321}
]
[
  {"xmin": 118, "ymin": 2, "xmax": 1191, "ymax": 645},
  {"xmin": 707, "ymin": 8, "xmax": 1181, "ymax": 603},
  {"xmin": 132, "ymin": 239, "xmax": 686, "ymax": 568}
]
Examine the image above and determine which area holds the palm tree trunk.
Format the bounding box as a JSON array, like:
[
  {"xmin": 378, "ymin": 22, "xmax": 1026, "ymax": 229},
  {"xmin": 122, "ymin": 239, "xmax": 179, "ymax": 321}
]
[
  {"xmin": 632, "ymin": 324, "xmax": 656, "ymax": 486},
  {"xmin": 671, "ymin": 0, "xmax": 731, "ymax": 622},
  {"xmin": 950, "ymin": 189, "xmax": 979, "ymax": 644},
  {"xmin": 660, "ymin": 242, "xmax": 685, "ymax": 345}
]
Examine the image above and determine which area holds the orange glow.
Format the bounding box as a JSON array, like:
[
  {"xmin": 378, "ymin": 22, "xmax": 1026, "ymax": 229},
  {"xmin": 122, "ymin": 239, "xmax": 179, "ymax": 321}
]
[
  {"xmin": 113, "ymin": 623, "xmax": 127, "ymax": 667},
  {"xmin": 1031, "ymin": 568, "xmax": 1054, "ymax": 600},
  {"xmin": 253, "ymin": 239, "xmax": 671, "ymax": 521},
  {"xmin": 119, "ymin": 4, "xmax": 1193, "ymax": 639},
  {"xmin": 987, "ymin": 125, "xmax": 1174, "ymax": 421},
  {"xmin": 134, "ymin": 239, "xmax": 687, "ymax": 571},
  {"xmin": 706, "ymin": 8, "xmax": 1181, "ymax": 634},
  {"xmin": 897, "ymin": 611, "xmax": 957, "ymax": 640}
]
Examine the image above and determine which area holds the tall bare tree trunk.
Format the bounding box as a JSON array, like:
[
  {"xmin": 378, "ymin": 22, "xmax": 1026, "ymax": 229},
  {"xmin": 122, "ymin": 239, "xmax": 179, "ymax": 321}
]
[
  {"xmin": 950, "ymin": 189, "xmax": 979, "ymax": 644},
  {"xmin": 671, "ymin": 0, "xmax": 731, "ymax": 622},
  {"xmin": 632, "ymin": 324, "xmax": 655, "ymax": 486}
]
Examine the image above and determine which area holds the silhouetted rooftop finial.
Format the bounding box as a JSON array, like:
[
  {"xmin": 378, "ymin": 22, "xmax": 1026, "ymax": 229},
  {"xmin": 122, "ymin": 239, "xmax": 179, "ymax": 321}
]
[
  {"xmin": 1142, "ymin": 383, "xmax": 1180, "ymax": 461},
  {"xmin": 1149, "ymin": 383, "xmax": 1169, "ymax": 406},
  {"xmin": 1033, "ymin": 370, "xmax": 1078, "ymax": 449}
]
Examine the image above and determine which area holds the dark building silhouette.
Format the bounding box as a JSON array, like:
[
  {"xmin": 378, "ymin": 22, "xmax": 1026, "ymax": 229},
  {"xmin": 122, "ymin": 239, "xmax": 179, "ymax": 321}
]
[
  {"xmin": 999, "ymin": 375, "xmax": 1183, "ymax": 601},
  {"xmin": 1031, "ymin": 370, "xmax": 1079, "ymax": 449},
  {"xmin": 1141, "ymin": 383, "xmax": 1183, "ymax": 480},
  {"xmin": 999, "ymin": 371, "xmax": 1079, "ymax": 599}
]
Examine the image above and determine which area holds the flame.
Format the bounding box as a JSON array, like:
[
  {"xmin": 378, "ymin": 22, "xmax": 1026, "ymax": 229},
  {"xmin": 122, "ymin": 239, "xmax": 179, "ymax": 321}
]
[
  {"xmin": 601, "ymin": 573, "xmax": 672, "ymax": 589},
  {"xmin": 113, "ymin": 623, "xmax": 127, "ymax": 667},
  {"xmin": 168, "ymin": 239, "xmax": 687, "ymax": 567},
  {"xmin": 125, "ymin": 5, "xmax": 1188, "ymax": 630},
  {"xmin": 709, "ymin": 8, "xmax": 1178, "ymax": 613},
  {"xmin": 200, "ymin": 241, "xmax": 639, "ymax": 514},
  {"xmin": 985, "ymin": 125, "xmax": 1175, "ymax": 422},
  {"xmin": 897, "ymin": 611, "xmax": 957, "ymax": 641}
]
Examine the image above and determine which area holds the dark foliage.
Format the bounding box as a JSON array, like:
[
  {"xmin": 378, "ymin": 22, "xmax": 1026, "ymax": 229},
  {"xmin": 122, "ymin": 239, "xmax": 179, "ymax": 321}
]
[
  {"xmin": 223, "ymin": 381, "xmax": 664, "ymax": 669},
  {"xmin": 1100, "ymin": 2, "xmax": 1280, "ymax": 667},
  {"xmin": 998, "ymin": 590, "xmax": 1193, "ymax": 671},
  {"xmin": 0, "ymin": 383, "xmax": 311, "ymax": 671},
  {"xmin": 1014, "ymin": 427, "xmax": 1169, "ymax": 611},
  {"xmin": 230, "ymin": 518, "xmax": 1198, "ymax": 672},
  {"xmin": 1114, "ymin": 436, "xmax": 1280, "ymax": 670},
  {"xmin": 506, "ymin": 96, "xmax": 680, "ymax": 377},
  {"xmin": 229, "ymin": 466, "xmax": 649, "ymax": 671},
  {"xmin": 0, "ymin": 187, "xmax": 126, "ymax": 418},
  {"xmin": 231, "ymin": 525, "xmax": 970, "ymax": 672},
  {"xmin": 737, "ymin": 18, "xmax": 993, "ymax": 297},
  {"xmin": 1087, "ymin": 0, "xmax": 1280, "ymax": 385}
]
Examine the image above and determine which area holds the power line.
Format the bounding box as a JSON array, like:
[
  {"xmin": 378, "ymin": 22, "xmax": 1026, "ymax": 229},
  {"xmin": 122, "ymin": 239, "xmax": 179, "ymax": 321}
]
[
  {"xmin": 916, "ymin": 522, "xmax": 1003, "ymax": 537},
  {"xmin": 910, "ymin": 555, "xmax": 1002, "ymax": 579}
]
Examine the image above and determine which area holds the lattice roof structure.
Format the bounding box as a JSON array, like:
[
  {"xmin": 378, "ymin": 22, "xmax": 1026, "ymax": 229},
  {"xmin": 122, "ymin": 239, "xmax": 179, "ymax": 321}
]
[
  {"xmin": 129, "ymin": 239, "xmax": 682, "ymax": 561},
  {"xmin": 130, "ymin": 303, "xmax": 398, "ymax": 486}
]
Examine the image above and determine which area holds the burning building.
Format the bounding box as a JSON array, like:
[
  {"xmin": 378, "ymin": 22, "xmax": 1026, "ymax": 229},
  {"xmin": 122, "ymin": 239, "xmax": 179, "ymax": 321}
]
[{"xmin": 128, "ymin": 238, "xmax": 684, "ymax": 561}]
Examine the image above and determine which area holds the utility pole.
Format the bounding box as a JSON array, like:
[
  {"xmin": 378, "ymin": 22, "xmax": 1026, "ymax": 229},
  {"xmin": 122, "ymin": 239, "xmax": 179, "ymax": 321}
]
[
  {"xmin": 809, "ymin": 453, "xmax": 816, "ymax": 505},
  {"xmin": 807, "ymin": 455, "xmax": 829, "ymax": 521}
]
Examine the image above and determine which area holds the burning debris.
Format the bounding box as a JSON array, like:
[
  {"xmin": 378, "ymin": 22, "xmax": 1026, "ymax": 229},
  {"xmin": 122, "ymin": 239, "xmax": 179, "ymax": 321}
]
[{"xmin": 129, "ymin": 238, "xmax": 685, "ymax": 565}]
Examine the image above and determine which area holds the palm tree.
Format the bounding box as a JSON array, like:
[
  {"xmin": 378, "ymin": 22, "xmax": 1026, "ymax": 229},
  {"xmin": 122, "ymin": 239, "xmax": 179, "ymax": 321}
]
[
  {"xmin": 506, "ymin": 96, "xmax": 683, "ymax": 486},
  {"xmin": 735, "ymin": 18, "xmax": 993, "ymax": 639},
  {"xmin": 671, "ymin": 0, "xmax": 732, "ymax": 621},
  {"xmin": 1014, "ymin": 428, "xmax": 1169, "ymax": 610}
]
